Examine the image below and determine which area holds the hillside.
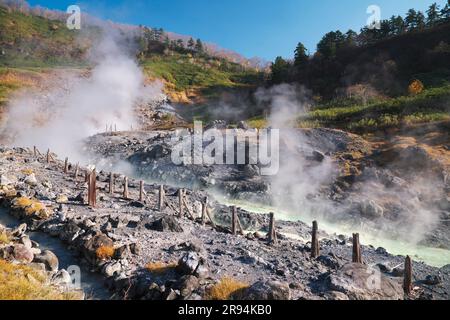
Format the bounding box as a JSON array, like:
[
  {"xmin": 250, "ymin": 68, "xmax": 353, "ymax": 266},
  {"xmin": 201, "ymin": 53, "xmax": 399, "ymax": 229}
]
[{"xmin": 0, "ymin": 4, "xmax": 263, "ymax": 105}]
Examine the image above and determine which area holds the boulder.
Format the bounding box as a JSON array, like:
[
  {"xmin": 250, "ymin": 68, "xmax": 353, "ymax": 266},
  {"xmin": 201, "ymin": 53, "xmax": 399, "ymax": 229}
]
[
  {"xmin": 102, "ymin": 261, "xmax": 122, "ymax": 278},
  {"xmin": 359, "ymin": 200, "xmax": 384, "ymax": 219},
  {"xmin": 177, "ymin": 252, "xmax": 208, "ymax": 278},
  {"xmin": 174, "ymin": 275, "xmax": 200, "ymax": 298},
  {"xmin": 34, "ymin": 250, "xmax": 59, "ymax": 272},
  {"xmin": 235, "ymin": 281, "xmax": 291, "ymax": 300},
  {"xmin": 145, "ymin": 216, "xmax": 183, "ymax": 233},
  {"xmin": 329, "ymin": 263, "xmax": 403, "ymax": 300},
  {"xmin": 24, "ymin": 174, "xmax": 38, "ymax": 186},
  {"xmin": 13, "ymin": 244, "xmax": 34, "ymax": 263},
  {"xmin": 52, "ymin": 269, "xmax": 72, "ymax": 286},
  {"xmin": 11, "ymin": 223, "xmax": 27, "ymax": 237}
]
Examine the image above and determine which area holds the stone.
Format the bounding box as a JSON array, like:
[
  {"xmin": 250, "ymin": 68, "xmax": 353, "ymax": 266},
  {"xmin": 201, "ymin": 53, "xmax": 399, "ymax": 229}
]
[
  {"xmin": 424, "ymin": 275, "xmax": 441, "ymax": 285},
  {"xmin": 1, "ymin": 174, "xmax": 17, "ymax": 186},
  {"xmin": 129, "ymin": 201, "xmax": 145, "ymax": 208},
  {"xmin": 11, "ymin": 223, "xmax": 27, "ymax": 237},
  {"xmin": 145, "ymin": 216, "xmax": 183, "ymax": 233},
  {"xmin": 359, "ymin": 200, "xmax": 384, "ymax": 219},
  {"xmin": 317, "ymin": 255, "xmax": 340, "ymax": 270},
  {"xmin": 235, "ymin": 281, "xmax": 291, "ymax": 300},
  {"xmin": 177, "ymin": 252, "xmax": 209, "ymax": 278},
  {"xmin": 13, "ymin": 244, "xmax": 34, "ymax": 263},
  {"xmin": 102, "ymin": 262, "xmax": 122, "ymax": 278},
  {"xmin": 52, "ymin": 269, "xmax": 72, "ymax": 286},
  {"xmin": 175, "ymin": 275, "xmax": 200, "ymax": 298},
  {"xmin": 24, "ymin": 173, "xmax": 38, "ymax": 186},
  {"xmin": 329, "ymin": 263, "xmax": 403, "ymax": 300},
  {"xmin": 311, "ymin": 150, "xmax": 325, "ymax": 162},
  {"xmin": 325, "ymin": 291, "xmax": 350, "ymax": 300},
  {"xmin": 237, "ymin": 121, "xmax": 249, "ymax": 130},
  {"xmin": 129, "ymin": 243, "xmax": 141, "ymax": 255},
  {"xmin": 34, "ymin": 250, "xmax": 59, "ymax": 272},
  {"xmin": 56, "ymin": 194, "xmax": 69, "ymax": 204},
  {"xmin": 19, "ymin": 235, "xmax": 32, "ymax": 249}
]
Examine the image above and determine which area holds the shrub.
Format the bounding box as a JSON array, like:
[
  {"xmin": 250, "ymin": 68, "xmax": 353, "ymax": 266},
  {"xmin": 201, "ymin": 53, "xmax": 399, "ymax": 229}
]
[
  {"xmin": 408, "ymin": 79, "xmax": 424, "ymax": 95},
  {"xmin": 206, "ymin": 277, "xmax": 249, "ymax": 300},
  {"xmin": 95, "ymin": 246, "xmax": 115, "ymax": 260},
  {"xmin": 0, "ymin": 259, "xmax": 82, "ymax": 300},
  {"xmin": 145, "ymin": 261, "xmax": 178, "ymax": 275}
]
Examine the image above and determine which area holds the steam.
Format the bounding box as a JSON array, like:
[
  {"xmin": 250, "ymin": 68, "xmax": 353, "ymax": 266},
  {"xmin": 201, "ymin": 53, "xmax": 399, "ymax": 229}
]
[
  {"xmin": 255, "ymin": 84, "xmax": 337, "ymax": 221},
  {"xmin": 2, "ymin": 33, "xmax": 162, "ymax": 171},
  {"xmin": 253, "ymin": 84, "xmax": 443, "ymax": 248}
]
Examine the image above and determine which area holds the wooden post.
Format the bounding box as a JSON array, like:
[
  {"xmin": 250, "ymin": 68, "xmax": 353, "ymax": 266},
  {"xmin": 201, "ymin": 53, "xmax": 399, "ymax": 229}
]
[
  {"xmin": 109, "ymin": 172, "xmax": 114, "ymax": 194},
  {"xmin": 311, "ymin": 221, "xmax": 320, "ymax": 258},
  {"xmin": 158, "ymin": 185, "xmax": 165, "ymax": 211},
  {"xmin": 33, "ymin": 146, "xmax": 37, "ymax": 157},
  {"xmin": 235, "ymin": 207, "xmax": 244, "ymax": 235},
  {"xmin": 139, "ymin": 181, "xmax": 144, "ymax": 202},
  {"xmin": 88, "ymin": 170, "xmax": 97, "ymax": 207},
  {"xmin": 84, "ymin": 171, "xmax": 89, "ymax": 183},
  {"xmin": 74, "ymin": 163, "xmax": 79, "ymax": 180},
  {"xmin": 404, "ymin": 256, "xmax": 413, "ymax": 295},
  {"xmin": 178, "ymin": 189, "xmax": 184, "ymax": 217},
  {"xmin": 268, "ymin": 212, "xmax": 277, "ymax": 244},
  {"xmin": 231, "ymin": 206, "xmax": 237, "ymax": 235},
  {"xmin": 46, "ymin": 149, "xmax": 50, "ymax": 163},
  {"xmin": 123, "ymin": 177, "xmax": 129, "ymax": 199},
  {"xmin": 352, "ymin": 233, "xmax": 362, "ymax": 264},
  {"xmin": 64, "ymin": 157, "xmax": 69, "ymax": 174},
  {"xmin": 201, "ymin": 197, "xmax": 208, "ymax": 225}
]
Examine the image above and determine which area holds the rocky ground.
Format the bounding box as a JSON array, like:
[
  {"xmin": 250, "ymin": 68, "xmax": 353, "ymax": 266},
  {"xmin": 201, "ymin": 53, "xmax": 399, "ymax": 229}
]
[
  {"xmin": 1, "ymin": 145, "xmax": 449, "ymax": 300},
  {"xmin": 85, "ymin": 124, "xmax": 450, "ymax": 249}
]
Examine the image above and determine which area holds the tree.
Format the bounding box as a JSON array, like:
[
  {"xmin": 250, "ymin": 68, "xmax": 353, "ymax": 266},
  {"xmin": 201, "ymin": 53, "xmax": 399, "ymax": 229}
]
[
  {"xmin": 270, "ymin": 56, "xmax": 291, "ymax": 84},
  {"xmin": 317, "ymin": 31, "xmax": 346, "ymax": 59},
  {"xmin": 176, "ymin": 39, "xmax": 184, "ymax": 49},
  {"xmin": 195, "ymin": 39, "xmax": 204, "ymax": 53},
  {"xmin": 405, "ymin": 9, "xmax": 418, "ymax": 30},
  {"xmin": 426, "ymin": 3, "xmax": 441, "ymax": 26},
  {"xmin": 344, "ymin": 29, "xmax": 358, "ymax": 47},
  {"xmin": 405, "ymin": 9, "xmax": 425, "ymax": 30},
  {"xmin": 389, "ymin": 15, "xmax": 406, "ymax": 35},
  {"xmin": 187, "ymin": 37, "xmax": 195, "ymax": 50},
  {"xmin": 441, "ymin": 1, "xmax": 450, "ymax": 22},
  {"xmin": 416, "ymin": 11, "xmax": 426, "ymax": 29},
  {"xmin": 294, "ymin": 42, "xmax": 308, "ymax": 67}
]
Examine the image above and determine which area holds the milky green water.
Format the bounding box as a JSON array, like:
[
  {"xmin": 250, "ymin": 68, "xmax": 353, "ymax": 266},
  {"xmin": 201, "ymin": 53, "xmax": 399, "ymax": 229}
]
[{"xmin": 217, "ymin": 197, "xmax": 450, "ymax": 268}]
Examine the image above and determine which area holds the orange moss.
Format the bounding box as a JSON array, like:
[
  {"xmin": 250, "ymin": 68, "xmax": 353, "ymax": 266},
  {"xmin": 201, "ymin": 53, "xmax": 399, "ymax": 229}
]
[
  {"xmin": 145, "ymin": 261, "xmax": 178, "ymax": 275},
  {"xmin": 206, "ymin": 277, "xmax": 249, "ymax": 300},
  {"xmin": 95, "ymin": 246, "xmax": 115, "ymax": 260}
]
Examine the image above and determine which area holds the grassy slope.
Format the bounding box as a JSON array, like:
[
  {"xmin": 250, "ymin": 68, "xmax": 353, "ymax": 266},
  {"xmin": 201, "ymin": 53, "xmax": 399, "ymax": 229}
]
[
  {"xmin": 0, "ymin": 259, "xmax": 81, "ymax": 300},
  {"xmin": 0, "ymin": 6, "xmax": 262, "ymax": 105},
  {"xmin": 247, "ymin": 85, "xmax": 450, "ymax": 132},
  {"xmin": 142, "ymin": 53, "xmax": 263, "ymax": 101}
]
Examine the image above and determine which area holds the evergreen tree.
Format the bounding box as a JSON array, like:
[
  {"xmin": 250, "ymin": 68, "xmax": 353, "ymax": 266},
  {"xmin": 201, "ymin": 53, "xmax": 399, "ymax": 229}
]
[
  {"xmin": 416, "ymin": 11, "xmax": 426, "ymax": 29},
  {"xmin": 426, "ymin": 3, "xmax": 441, "ymax": 26},
  {"xmin": 187, "ymin": 37, "xmax": 195, "ymax": 50},
  {"xmin": 389, "ymin": 15, "xmax": 406, "ymax": 35},
  {"xmin": 294, "ymin": 42, "xmax": 308, "ymax": 67},
  {"xmin": 405, "ymin": 9, "xmax": 418, "ymax": 30},
  {"xmin": 317, "ymin": 31, "xmax": 346, "ymax": 59},
  {"xmin": 195, "ymin": 39, "xmax": 204, "ymax": 53},
  {"xmin": 271, "ymin": 57, "xmax": 291, "ymax": 84},
  {"xmin": 344, "ymin": 30, "xmax": 358, "ymax": 46},
  {"xmin": 441, "ymin": 1, "xmax": 450, "ymax": 22}
]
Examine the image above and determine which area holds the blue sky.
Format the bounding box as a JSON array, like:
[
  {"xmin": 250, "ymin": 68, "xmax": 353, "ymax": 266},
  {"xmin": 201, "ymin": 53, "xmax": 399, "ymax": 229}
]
[{"xmin": 28, "ymin": 0, "xmax": 448, "ymax": 61}]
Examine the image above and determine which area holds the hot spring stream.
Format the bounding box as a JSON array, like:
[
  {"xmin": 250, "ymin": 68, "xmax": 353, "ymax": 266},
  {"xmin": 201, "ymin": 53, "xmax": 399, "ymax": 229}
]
[
  {"xmin": 0, "ymin": 208, "xmax": 111, "ymax": 299},
  {"xmin": 217, "ymin": 197, "xmax": 450, "ymax": 268}
]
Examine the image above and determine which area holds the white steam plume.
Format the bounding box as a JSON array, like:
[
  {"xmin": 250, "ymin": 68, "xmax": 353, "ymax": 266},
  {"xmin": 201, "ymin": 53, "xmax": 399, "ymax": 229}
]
[{"xmin": 2, "ymin": 33, "xmax": 161, "ymax": 168}]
